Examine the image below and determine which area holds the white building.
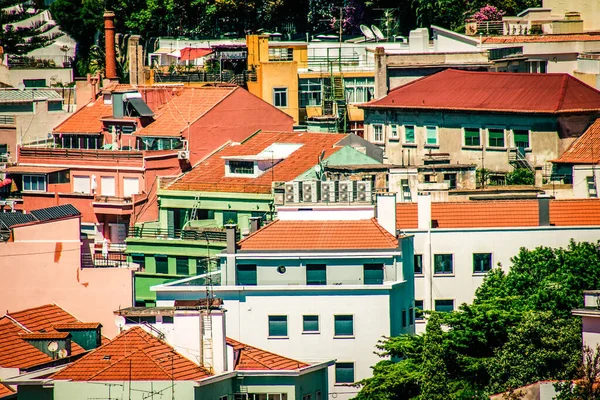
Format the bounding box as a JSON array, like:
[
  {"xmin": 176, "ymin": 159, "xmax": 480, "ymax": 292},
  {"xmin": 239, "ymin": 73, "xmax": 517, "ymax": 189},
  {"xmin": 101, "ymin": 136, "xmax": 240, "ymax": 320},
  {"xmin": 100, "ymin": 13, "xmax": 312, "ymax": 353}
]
[
  {"xmin": 398, "ymin": 196, "xmax": 600, "ymax": 333},
  {"xmin": 152, "ymin": 195, "xmax": 415, "ymax": 400}
]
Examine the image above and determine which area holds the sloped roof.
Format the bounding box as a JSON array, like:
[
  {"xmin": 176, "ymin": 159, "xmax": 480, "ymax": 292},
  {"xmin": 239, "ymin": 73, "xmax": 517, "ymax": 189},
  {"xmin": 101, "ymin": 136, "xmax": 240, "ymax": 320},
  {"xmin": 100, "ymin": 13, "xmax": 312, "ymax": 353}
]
[
  {"xmin": 396, "ymin": 199, "xmax": 600, "ymax": 229},
  {"xmin": 226, "ymin": 338, "xmax": 309, "ymax": 371},
  {"xmin": 0, "ymin": 212, "xmax": 36, "ymax": 229},
  {"xmin": 53, "ymin": 100, "xmax": 112, "ymax": 135},
  {"xmin": 0, "ymin": 205, "xmax": 81, "ymax": 230},
  {"xmin": 553, "ymin": 118, "xmax": 600, "ymax": 164},
  {"xmin": 482, "ymin": 33, "xmax": 600, "ymax": 44},
  {"xmin": 166, "ymin": 131, "xmax": 347, "ymax": 194},
  {"xmin": 50, "ymin": 327, "xmax": 212, "ymax": 381},
  {"xmin": 0, "ymin": 304, "xmax": 90, "ymax": 369},
  {"xmin": 0, "ymin": 89, "xmax": 62, "ymax": 103},
  {"xmin": 135, "ymin": 86, "xmax": 238, "ymax": 137},
  {"xmin": 362, "ymin": 69, "xmax": 600, "ymax": 114},
  {"xmin": 0, "ymin": 383, "xmax": 15, "ymax": 399},
  {"xmin": 238, "ymin": 218, "xmax": 398, "ymax": 251}
]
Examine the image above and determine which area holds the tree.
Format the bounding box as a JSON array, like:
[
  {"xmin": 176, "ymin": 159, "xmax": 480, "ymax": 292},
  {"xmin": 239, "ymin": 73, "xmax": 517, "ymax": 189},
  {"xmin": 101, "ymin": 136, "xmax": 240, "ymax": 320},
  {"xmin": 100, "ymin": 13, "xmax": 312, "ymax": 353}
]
[
  {"xmin": 505, "ymin": 168, "xmax": 535, "ymax": 185},
  {"xmin": 555, "ymin": 345, "xmax": 600, "ymax": 400},
  {"xmin": 419, "ymin": 313, "xmax": 450, "ymax": 400}
]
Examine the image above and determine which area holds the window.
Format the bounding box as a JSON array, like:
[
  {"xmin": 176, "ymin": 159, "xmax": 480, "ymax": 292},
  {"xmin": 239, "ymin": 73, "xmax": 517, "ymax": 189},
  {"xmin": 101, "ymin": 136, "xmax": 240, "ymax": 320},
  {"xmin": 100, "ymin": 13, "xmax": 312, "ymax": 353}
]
[
  {"xmin": 303, "ymin": 395, "xmax": 312, "ymax": 400},
  {"xmin": 488, "ymin": 128, "xmax": 505, "ymax": 147},
  {"xmin": 335, "ymin": 362, "xmax": 355, "ymax": 383},
  {"xmin": 176, "ymin": 257, "xmax": 189, "ymax": 275},
  {"xmin": 162, "ymin": 316, "xmax": 174, "ymax": 324},
  {"xmin": 373, "ymin": 124, "xmax": 384, "ymax": 142},
  {"xmin": 409, "ymin": 307, "xmax": 414, "ymax": 325},
  {"xmin": 229, "ymin": 161, "xmax": 254, "ymax": 175},
  {"xmin": 303, "ymin": 315, "xmax": 319, "ymax": 333},
  {"xmin": 73, "ymin": 175, "xmax": 91, "ymax": 194},
  {"xmin": 435, "ymin": 299, "xmax": 454, "ymax": 313},
  {"xmin": 61, "ymin": 134, "xmax": 102, "ymax": 149},
  {"xmin": 131, "ymin": 254, "xmax": 145, "ymax": 270},
  {"xmin": 390, "ymin": 124, "xmax": 399, "ymax": 139},
  {"xmin": 316, "ymin": 392, "xmax": 321, "ymax": 400},
  {"xmin": 268, "ymin": 315, "xmax": 288, "ymax": 337},
  {"xmin": 344, "ymin": 77, "xmax": 374, "ymax": 104},
  {"xmin": 100, "ymin": 176, "xmax": 115, "ymax": 196},
  {"xmin": 402, "ymin": 309, "xmax": 407, "ymax": 328},
  {"xmin": 137, "ymin": 137, "xmax": 183, "ymax": 151},
  {"xmin": 306, "ymin": 264, "xmax": 326, "ymax": 285},
  {"xmin": 155, "ymin": 256, "xmax": 169, "ymax": 274},
  {"xmin": 464, "ymin": 127, "xmax": 481, "ymax": 146},
  {"xmin": 363, "ymin": 263, "xmax": 384, "ymax": 284},
  {"xmin": 23, "ymin": 175, "xmax": 46, "ymax": 192},
  {"xmin": 513, "ymin": 129, "xmax": 530, "ymax": 149},
  {"xmin": 414, "ymin": 254, "xmax": 423, "ymax": 274},
  {"xmin": 273, "ymin": 87, "xmax": 288, "ymax": 107},
  {"xmin": 415, "ymin": 300, "xmax": 424, "ymax": 320},
  {"xmin": 473, "ymin": 253, "xmax": 492, "ymax": 273},
  {"xmin": 219, "ymin": 396, "xmax": 228, "ymax": 400},
  {"xmin": 123, "ymin": 177, "xmax": 139, "ymax": 198},
  {"xmin": 334, "ymin": 315, "xmax": 354, "ymax": 336},
  {"xmin": 443, "ymin": 173, "xmax": 457, "ymax": 190},
  {"xmin": 299, "ymin": 78, "xmax": 322, "ymax": 107},
  {"xmin": 404, "ymin": 125, "xmax": 415, "ymax": 144},
  {"xmin": 236, "ymin": 264, "xmax": 257, "ymax": 286},
  {"xmin": 434, "ymin": 254, "xmax": 453, "ymax": 274},
  {"xmin": 426, "ymin": 126, "xmax": 438, "ymax": 145},
  {"xmin": 125, "ymin": 316, "xmax": 156, "ymax": 324},
  {"xmin": 223, "ymin": 211, "xmax": 238, "ymax": 225},
  {"xmin": 269, "ymin": 47, "xmax": 293, "ymax": 61}
]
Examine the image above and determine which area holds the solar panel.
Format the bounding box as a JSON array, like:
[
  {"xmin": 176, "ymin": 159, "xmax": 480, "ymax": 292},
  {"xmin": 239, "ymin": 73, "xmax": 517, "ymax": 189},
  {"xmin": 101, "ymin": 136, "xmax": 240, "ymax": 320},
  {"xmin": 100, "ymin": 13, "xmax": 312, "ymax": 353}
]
[
  {"xmin": 0, "ymin": 212, "xmax": 36, "ymax": 229},
  {"xmin": 30, "ymin": 204, "xmax": 81, "ymax": 222}
]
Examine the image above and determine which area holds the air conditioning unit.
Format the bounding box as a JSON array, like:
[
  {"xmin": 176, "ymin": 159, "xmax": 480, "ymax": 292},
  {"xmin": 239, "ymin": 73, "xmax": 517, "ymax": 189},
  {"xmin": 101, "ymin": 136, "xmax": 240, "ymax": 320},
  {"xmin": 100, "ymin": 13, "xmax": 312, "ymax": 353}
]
[
  {"xmin": 302, "ymin": 181, "xmax": 319, "ymax": 203},
  {"xmin": 338, "ymin": 180, "xmax": 354, "ymax": 203},
  {"xmin": 355, "ymin": 180, "xmax": 372, "ymax": 202},
  {"xmin": 284, "ymin": 181, "xmax": 301, "ymax": 203},
  {"xmin": 177, "ymin": 150, "xmax": 190, "ymax": 160},
  {"xmin": 320, "ymin": 181, "xmax": 336, "ymax": 203}
]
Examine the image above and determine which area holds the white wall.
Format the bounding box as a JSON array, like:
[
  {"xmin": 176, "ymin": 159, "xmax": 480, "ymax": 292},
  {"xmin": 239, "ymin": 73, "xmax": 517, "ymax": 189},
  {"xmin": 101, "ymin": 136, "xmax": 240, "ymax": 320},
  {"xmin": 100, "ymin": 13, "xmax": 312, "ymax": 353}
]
[
  {"xmin": 404, "ymin": 226, "xmax": 600, "ymax": 333},
  {"xmin": 573, "ymin": 165, "xmax": 600, "ymax": 198}
]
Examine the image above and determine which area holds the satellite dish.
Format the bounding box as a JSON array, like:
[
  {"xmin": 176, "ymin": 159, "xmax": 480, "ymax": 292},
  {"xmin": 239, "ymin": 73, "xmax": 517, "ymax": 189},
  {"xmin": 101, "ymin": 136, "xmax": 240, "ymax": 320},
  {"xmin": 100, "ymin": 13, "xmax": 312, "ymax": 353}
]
[
  {"xmin": 58, "ymin": 348, "xmax": 68, "ymax": 358},
  {"xmin": 48, "ymin": 341, "xmax": 59, "ymax": 352},
  {"xmin": 314, "ymin": 164, "xmax": 322, "ymax": 174},
  {"xmin": 360, "ymin": 24, "xmax": 375, "ymax": 41},
  {"xmin": 17, "ymin": 82, "xmax": 25, "ymax": 91},
  {"xmin": 114, "ymin": 315, "xmax": 126, "ymax": 328},
  {"xmin": 371, "ymin": 25, "xmax": 386, "ymax": 41}
]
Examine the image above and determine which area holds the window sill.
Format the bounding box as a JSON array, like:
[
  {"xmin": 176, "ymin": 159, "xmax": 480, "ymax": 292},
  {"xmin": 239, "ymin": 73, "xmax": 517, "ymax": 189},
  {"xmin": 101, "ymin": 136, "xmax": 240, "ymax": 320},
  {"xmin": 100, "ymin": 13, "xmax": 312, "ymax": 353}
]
[
  {"xmin": 402, "ymin": 143, "xmax": 417, "ymax": 147},
  {"xmin": 415, "ymin": 319, "xmax": 425, "ymax": 323},
  {"xmin": 268, "ymin": 336, "xmax": 289, "ymax": 340},
  {"xmin": 414, "ymin": 274, "xmax": 424, "ymax": 278},
  {"xmin": 334, "ymin": 335, "xmax": 355, "ymax": 339},
  {"xmin": 302, "ymin": 331, "xmax": 320, "ymax": 335},
  {"xmin": 462, "ymin": 145, "xmax": 483, "ymax": 150},
  {"xmin": 486, "ymin": 146, "xmax": 507, "ymax": 151},
  {"xmin": 389, "ymin": 137, "xmax": 400, "ymax": 142},
  {"xmin": 372, "ymin": 141, "xmax": 385, "ymax": 145},
  {"xmin": 424, "ymin": 144, "xmax": 439, "ymax": 149},
  {"xmin": 334, "ymin": 383, "xmax": 355, "ymax": 387},
  {"xmin": 433, "ymin": 273, "xmax": 455, "ymax": 277},
  {"xmin": 473, "ymin": 272, "xmax": 490, "ymax": 276}
]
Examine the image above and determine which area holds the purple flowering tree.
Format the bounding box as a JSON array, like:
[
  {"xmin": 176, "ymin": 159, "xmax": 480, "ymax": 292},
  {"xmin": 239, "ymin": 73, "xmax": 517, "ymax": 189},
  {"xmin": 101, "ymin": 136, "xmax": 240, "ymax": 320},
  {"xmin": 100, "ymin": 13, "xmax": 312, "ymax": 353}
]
[{"xmin": 471, "ymin": 4, "xmax": 506, "ymax": 21}]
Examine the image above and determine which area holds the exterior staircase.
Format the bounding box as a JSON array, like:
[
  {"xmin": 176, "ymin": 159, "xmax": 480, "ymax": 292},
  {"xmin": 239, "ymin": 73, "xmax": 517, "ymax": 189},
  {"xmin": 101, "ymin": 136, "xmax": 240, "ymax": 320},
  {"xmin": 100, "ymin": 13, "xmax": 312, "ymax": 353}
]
[{"xmin": 508, "ymin": 148, "xmax": 534, "ymax": 173}]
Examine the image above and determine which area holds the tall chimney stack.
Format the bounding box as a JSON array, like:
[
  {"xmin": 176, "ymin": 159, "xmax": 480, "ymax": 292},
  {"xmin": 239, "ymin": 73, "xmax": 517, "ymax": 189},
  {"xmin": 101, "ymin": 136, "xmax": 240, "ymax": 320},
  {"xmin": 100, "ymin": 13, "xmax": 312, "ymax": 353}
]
[{"xmin": 104, "ymin": 11, "xmax": 118, "ymax": 80}]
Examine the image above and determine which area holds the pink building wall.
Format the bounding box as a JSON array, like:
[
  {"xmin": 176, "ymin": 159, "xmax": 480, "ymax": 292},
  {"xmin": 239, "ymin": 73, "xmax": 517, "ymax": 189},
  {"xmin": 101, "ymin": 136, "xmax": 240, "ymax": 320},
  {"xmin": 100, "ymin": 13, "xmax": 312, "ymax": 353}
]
[{"xmin": 0, "ymin": 217, "xmax": 134, "ymax": 338}]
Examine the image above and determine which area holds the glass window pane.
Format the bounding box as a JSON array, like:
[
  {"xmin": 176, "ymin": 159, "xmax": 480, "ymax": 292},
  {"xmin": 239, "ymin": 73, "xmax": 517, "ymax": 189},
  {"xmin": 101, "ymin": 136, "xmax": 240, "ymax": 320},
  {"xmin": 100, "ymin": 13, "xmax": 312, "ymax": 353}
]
[
  {"xmin": 335, "ymin": 362, "xmax": 355, "ymax": 383},
  {"xmin": 269, "ymin": 315, "xmax": 288, "ymax": 336},
  {"xmin": 435, "ymin": 299, "xmax": 454, "ymax": 313},
  {"xmin": 155, "ymin": 256, "xmax": 169, "ymax": 274},
  {"xmin": 434, "ymin": 254, "xmax": 453, "ymax": 274},
  {"xmin": 237, "ymin": 265, "xmax": 257, "ymax": 285},
  {"xmin": 409, "ymin": 307, "xmax": 414, "ymax": 325},
  {"xmin": 176, "ymin": 257, "xmax": 189, "ymax": 275},
  {"xmin": 426, "ymin": 126, "xmax": 437, "ymax": 144},
  {"xmin": 464, "ymin": 127, "xmax": 481, "ymax": 146},
  {"xmin": 334, "ymin": 315, "xmax": 353, "ymax": 336},
  {"xmin": 402, "ymin": 309, "xmax": 407, "ymax": 327},
  {"xmin": 303, "ymin": 315, "xmax": 319, "ymax": 332},
  {"xmin": 488, "ymin": 129, "xmax": 505, "ymax": 147},
  {"xmin": 414, "ymin": 255, "xmax": 423, "ymax": 274},
  {"xmin": 473, "ymin": 253, "xmax": 492, "ymax": 273},
  {"xmin": 404, "ymin": 125, "xmax": 415, "ymax": 143},
  {"xmin": 306, "ymin": 264, "xmax": 326, "ymax": 285},
  {"xmin": 364, "ymin": 263, "xmax": 384, "ymax": 284},
  {"xmin": 514, "ymin": 129, "xmax": 529, "ymax": 148},
  {"xmin": 415, "ymin": 300, "xmax": 424, "ymax": 320}
]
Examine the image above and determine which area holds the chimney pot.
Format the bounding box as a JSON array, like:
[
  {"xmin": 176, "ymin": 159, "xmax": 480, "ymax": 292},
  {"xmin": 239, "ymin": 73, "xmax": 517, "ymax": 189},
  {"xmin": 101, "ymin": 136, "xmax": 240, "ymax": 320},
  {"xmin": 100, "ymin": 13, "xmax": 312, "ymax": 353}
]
[
  {"xmin": 249, "ymin": 217, "xmax": 262, "ymax": 233},
  {"xmin": 225, "ymin": 224, "xmax": 237, "ymax": 254},
  {"xmin": 537, "ymin": 194, "xmax": 553, "ymax": 226},
  {"xmin": 103, "ymin": 11, "xmax": 118, "ymax": 80}
]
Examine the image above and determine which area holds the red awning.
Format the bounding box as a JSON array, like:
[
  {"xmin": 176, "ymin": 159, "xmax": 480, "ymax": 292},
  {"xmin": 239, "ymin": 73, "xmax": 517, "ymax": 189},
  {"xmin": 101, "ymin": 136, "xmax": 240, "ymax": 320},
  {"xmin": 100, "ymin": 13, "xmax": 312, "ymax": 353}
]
[
  {"xmin": 0, "ymin": 178, "xmax": 11, "ymax": 188},
  {"xmin": 180, "ymin": 48, "xmax": 213, "ymax": 61}
]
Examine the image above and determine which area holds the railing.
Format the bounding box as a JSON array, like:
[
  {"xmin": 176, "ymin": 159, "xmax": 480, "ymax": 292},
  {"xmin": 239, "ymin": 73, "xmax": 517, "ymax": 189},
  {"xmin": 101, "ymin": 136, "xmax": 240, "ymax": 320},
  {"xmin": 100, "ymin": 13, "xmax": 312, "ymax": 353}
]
[
  {"xmin": 128, "ymin": 226, "xmax": 234, "ymax": 242},
  {"xmin": 0, "ymin": 116, "xmax": 16, "ymax": 125},
  {"xmin": 93, "ymin": 195, "xmax": 133, "ymax": 204},
  {"xmin": 7, "ymin": 54, "xmax": 73, "ymax": 69},
  {"xmin": 508, "ymin": 148, "xmax": 534, "ymax": 173},
  {"xmin": 579, "ymin": 52, "xmax": 600, "ymax": 61},
  {"xmin": 19, "ymin": 147, "xmax": 145, "ymax": 159}
]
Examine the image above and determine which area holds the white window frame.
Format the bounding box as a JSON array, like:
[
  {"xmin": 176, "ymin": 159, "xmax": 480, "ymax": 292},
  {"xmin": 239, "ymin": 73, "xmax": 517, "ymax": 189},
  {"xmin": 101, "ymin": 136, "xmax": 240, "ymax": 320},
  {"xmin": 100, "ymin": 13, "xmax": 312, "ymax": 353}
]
[
  {"xmin": 403, "ymin": 124, "xmax": 416, "ymax": 144},
  {"xmin": 425, "ymin": 126, "xmax": 438, "ymax": 146},
  {"xmin": 123, "ymin": 177, "xmax": 140, "ymax": 198},
  {"xmin": 373, "ymin": 124, "xmax": 384, "ymax": 143},
  {"xmin": 100, "ymin": 176, "xmax": 116, "ymax": 196},
  {"xmin": 73, "ymin": 175, "xmax": 91, "ymax": 194},
  {"xmin": 487, "ymin": 127, "xmax": 506, "ymax": 148},
  {"xmin": 22, "ymin": 175, "xmax": 46, "ymax": 192},
  {"xmin": 390, "ymin": 124, "xmax": 399, "ymax": 139},
  {"xmin": 273, "ymin": 87, "xmax": 288, "ymax": 108},
  {"xmin": 463, "ymin": 127, "xmax": 482, "ymax": 147}
]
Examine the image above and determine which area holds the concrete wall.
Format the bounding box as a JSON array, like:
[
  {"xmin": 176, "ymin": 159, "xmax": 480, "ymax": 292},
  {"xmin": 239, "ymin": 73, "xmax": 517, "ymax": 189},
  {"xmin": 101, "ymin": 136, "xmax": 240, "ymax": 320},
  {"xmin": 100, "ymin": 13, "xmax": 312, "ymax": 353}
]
[
  {"xmin": 543, "ymin": 0, "xmax": 600, "ymax": 31},
  {"xmin": 572, "ymin": 164, "xmax": 600, "ymax": 198},
  {"xmin": 583, "ymin": 315, "xmax": 600, "ymax": 353},
  {"xmin": 54, "ymin": 380, "xmax": 196, "ymax": 400},
  {"xmin": 404, "ymin": 225, "xmax": 600, "ymax": 333},
  {"xmin": 3, "ymin": 68, "xmax": 73, "ymax": 88},
  {"xmin": 0, "ymin": 217, "xmax": 134, "ymax": 338}
]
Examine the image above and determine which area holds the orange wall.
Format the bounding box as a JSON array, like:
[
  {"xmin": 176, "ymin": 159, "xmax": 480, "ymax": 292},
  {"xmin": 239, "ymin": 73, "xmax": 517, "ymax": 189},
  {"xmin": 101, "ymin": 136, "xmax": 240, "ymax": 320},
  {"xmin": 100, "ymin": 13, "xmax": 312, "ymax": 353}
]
[{"xmin": 0, "ymin": 217, "xmax": 134, "ymax": 338}]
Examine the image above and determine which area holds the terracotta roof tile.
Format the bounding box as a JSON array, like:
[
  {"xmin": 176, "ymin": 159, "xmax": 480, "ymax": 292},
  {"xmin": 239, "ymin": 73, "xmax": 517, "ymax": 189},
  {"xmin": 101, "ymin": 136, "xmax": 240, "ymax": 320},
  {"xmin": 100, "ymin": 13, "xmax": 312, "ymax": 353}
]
[
  {"xmin": 135, "ymin": 86, "xmax": 237, "ymax": 137},
  {"xmin": 553, "ymin": 118, "xmax": 600, "ymax": 164},
  {"xmin": 8, "ymin": 304, "xmax": 80, "ymax": 332},
  {"xmin": 20, "ymin": 332, "xmax": 70, "ymax": 340},
  {"xmin": 167, "ymin": 131, "xmax": 346, "ymax": 193},
  {"xmin": 396, "ymin": 199, "xmax": 600, "ymax": 229},
  {"xmin": 226, "ymin": 338, "xmax": 309, "ymax": 371},
  {"xmin": 482, "ymin": 33, "xmax": 600, "ymax": 44},
  {"xmin": 51, "ymin": 327, "xmax": 212, "ymax": 381},
  {"xmin": 363, "ymin": 69, "xmax": 600, "ymax": 114},
  {"xmin": 52, "ymin": 323, "xmax": 102, "ymax": 330},
  {"xmin": 0, "ymin": 383, "xmax": 15, "ymax": 399},
  {"xmin": 238, "ymin": 218, "xmax": 398, "ymax": 251},
  {"xmin": 53, "ymin": 100, "xmax": 112, "ymax": 134},
  {"xmin": 0, "ymin": 318, "xmax": 52, "ymax": 368}
]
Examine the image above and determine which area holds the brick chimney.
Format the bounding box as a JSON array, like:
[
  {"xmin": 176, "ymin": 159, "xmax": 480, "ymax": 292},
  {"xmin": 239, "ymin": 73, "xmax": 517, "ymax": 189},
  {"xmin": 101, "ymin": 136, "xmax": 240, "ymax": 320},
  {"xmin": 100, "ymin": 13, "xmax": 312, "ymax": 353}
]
[{"xmin": 104, "ymin": 11, "xmax": 118, "ymax": 80}]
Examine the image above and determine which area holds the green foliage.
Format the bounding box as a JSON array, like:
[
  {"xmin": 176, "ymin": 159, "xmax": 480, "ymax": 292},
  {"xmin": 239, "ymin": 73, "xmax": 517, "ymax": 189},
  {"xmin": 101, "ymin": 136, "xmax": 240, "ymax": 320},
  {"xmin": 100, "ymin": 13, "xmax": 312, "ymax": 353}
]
[
  {"xmin": 506, "ymin": 168, "xmax": 535, "ymax": 185},
  {"xmin": 555, "ymin": 344, "xmax": 600, "ymax": 400},
  {"xmin": 355, "ymin": 241, "xmax": 600, "ymax": 399}
]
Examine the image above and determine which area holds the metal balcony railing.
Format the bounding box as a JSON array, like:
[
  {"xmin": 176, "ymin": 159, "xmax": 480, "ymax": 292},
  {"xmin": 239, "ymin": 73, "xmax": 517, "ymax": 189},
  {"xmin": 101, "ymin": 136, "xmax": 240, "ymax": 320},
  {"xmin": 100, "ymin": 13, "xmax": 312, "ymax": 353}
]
[{"xmin": 127, "ymin": 226, "xmax": 234, "ymax": 242}]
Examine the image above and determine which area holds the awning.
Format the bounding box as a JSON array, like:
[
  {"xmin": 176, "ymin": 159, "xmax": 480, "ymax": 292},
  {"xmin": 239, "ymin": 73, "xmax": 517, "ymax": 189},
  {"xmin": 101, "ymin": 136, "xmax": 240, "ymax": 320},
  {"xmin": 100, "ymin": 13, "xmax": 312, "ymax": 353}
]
[
  {"xmin": 347, "ymin": 106, "xmax": 364, "ymax": 122},
  {"xmin": 305, "ymin": 106, "xmax": 322, "ymax": 118},
  {"xmin": 128, "ymin": 98, "xmax": 154, "ymax": 117},
  {"xmin": 180, "ymin": 48, "xmax": 213, "ymax": 61},
  {"xmin": 3, "ymin": 166, "xmax": 68, "ymax": 174}
]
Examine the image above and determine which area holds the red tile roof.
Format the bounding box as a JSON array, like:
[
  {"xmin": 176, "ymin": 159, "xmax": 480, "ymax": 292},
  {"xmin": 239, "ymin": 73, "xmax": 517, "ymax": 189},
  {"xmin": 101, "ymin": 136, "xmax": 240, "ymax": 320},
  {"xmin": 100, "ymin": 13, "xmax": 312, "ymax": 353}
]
[
  {"xmin": 53, "ymin": 100, "xmax": 112, "ymax": 134},
  {"xmin": 396, "ymin": 199, "xmax": 600, "ymax": 229},
  {"xmin": 166, "ymin": 131, "xmax": 347, "ymax": 194},
  {"xmin": 0, "ymin": 304, "xmax": 95, "ymax": 368},
  {"xmin": 51, "ymin": 327, "xmax": 212, "ymax": 381},
  {"xmin": 362, "ymin": 69, "xmax": 600, "ymax": 114},
  {"xmin": 0, "ymin": 383, "xmax": 15, "ymax": 399},
  {"xmin": 52, "ymin": 323, "xmax": 102, "ymax": 330},
  {"xmin": 226, "ymin": 338, "xmax": 309, "ymax": 371},
  {"xmin": 483, "ymin": 33, "xmax": 600, "ymax": 44},
  {"xmin": 238, "ymin": 218, "xmax": 398, "ymax": 251},
  {"xmin": 553, "ymin": 118, "xmax": 600, "ymax": 164},
  {"xmin": 135, "ymin": 86, "xmax": 237, "ymax": 137}
]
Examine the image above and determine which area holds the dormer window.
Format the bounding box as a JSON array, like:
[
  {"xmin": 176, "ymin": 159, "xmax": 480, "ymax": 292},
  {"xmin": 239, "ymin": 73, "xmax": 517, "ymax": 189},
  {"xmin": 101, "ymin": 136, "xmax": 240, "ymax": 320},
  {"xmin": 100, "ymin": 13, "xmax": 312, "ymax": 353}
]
[
  {"xmin": 223, "ymin": 143, "xmax": 303, "ymax": 178},
  {"xmin": 229, "ymin": 161, "xmax": 254, "ymax": 175}
]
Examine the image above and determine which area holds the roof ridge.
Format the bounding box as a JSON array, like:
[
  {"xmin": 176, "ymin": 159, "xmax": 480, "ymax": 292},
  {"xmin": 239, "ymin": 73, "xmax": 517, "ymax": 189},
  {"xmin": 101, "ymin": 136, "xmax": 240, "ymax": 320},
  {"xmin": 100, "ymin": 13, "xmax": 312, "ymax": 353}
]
[
  {"xmin": 556, "ymin": 74, "xmax": 570, "ymax": 111},
  {"xmin": 3, "ymin": 314, "xmax": 32, "ymax": 333},
  {"xmin": 238, "ymin": 219, "xmax": 280, "ymax": 246},
  {"xmin": 87, "ymin": 347, "xmax": 148, "ymax": 381},
  {"xmin": 370, "ymin": 217, "xmax": 398, "ymax": 246},
  {"xmin": 230, "ymin": 340, "xmax": 307, "ymax": 370}
]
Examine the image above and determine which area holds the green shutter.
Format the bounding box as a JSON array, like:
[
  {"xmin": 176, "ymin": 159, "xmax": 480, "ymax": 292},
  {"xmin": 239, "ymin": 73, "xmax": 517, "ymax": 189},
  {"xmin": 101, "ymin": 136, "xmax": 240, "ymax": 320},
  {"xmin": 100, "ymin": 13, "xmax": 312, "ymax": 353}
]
[
  {"xmin": 155, "ymin": 256, "xmax": 169, "ymax": 274},
  {"xmin": 514, "ymin": 129, "xmax": 529, "ymax": 148},
  {"xmin": 402, "ymin": 310, "xmax": 407, "ymax": 328},
  {"xmin": 236, "ymin": 265, "xmax": 257, "ymax": 285},
  {"xmin": 488, "ymin": 129, "xmax": 505, "ymax": 147},
  {"xmin": 464, "ymin": 127, "xmax": 481, "ymax": 146},
  {"xmin": 303, "ymin": 315, "xmax": 319, "ymax": 332},
  {"xmin": 131, "ymin": 254, "xmax": 145, "ymax": 269},
  {"xmin": 334, "ymin": 315, "xmax": 353, "ymax": 336},
  {"xmin": 335, "ymin": 363, "xmax": 355, "ymax": 383},
  {"xmin": 364, "ymin": 264, "xmax": 384, "ymax": 284},
  {"xmin": 435, "ymin": 300, "xmax": 454, "ymax": 313},
  {"xmin": 176, "ymin": 257, "xmax": 189, "ymax": 275},
  {"xmin": 426, "ymin": 126, "xmax": 437, "ymax": 144},
  {"xmin": 306, "ymin": 264, "xmax": 326, "ymax": 285},
  {"xmin": 268, "ymin": 316, "xmax": 287, "ymax": 336},
  {"xmin": 404, "ymin": 125, "xmax": 415, "ymax": 143}
]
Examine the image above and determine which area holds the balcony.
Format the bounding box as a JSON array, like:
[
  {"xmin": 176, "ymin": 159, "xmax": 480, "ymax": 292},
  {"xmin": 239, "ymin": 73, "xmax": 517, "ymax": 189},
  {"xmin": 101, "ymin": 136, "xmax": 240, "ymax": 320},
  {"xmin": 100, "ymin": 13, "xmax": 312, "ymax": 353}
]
[
  {"xmin": 19, "ymin": 147, "xmax": 146, "ymax": 168},
  {"xmin": 92, "ymin": 195, "xmax": 136, "ymax": 215},
  {"xmin": 127, "ymin": 226, "xmax": 235, "ymax": 242}
]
